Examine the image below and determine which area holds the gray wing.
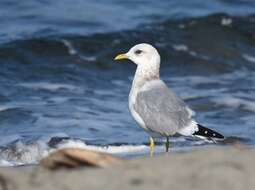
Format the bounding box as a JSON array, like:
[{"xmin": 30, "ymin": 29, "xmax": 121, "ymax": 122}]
[{"xmin": 134, "ymin": 80, "xmax": 193, "ymax": 136}]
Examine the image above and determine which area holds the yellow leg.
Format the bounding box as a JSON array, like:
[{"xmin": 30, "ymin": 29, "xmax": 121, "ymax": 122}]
[{"xmin": 150, "ymin": 137, "xmax": 155, "ymax": 157}]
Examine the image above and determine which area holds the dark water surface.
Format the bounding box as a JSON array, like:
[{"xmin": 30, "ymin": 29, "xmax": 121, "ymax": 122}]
[{"xmin": 0, "ymin": 0, "xmax": 255, "ymax": 166}]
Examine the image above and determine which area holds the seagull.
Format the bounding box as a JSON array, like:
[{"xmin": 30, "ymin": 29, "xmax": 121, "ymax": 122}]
[{"xmin": 114, "ymin": 43, "xmax": 224, "ymax": 156}]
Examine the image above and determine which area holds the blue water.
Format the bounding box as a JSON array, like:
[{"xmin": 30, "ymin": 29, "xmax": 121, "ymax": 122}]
[{"xmin": 0, "ymin": 0, "xmax": 255, "ymax": 166}]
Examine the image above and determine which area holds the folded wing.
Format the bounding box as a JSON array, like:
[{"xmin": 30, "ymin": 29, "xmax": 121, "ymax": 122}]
[{"xmin": 134, "ymin": 80, "xmax": 195, "ymax": 136}]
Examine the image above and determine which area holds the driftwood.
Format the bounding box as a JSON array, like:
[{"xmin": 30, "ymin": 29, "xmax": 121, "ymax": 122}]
[{"xmin": 40, "ymin": 148, "xmax": 123, "ymax": 170}]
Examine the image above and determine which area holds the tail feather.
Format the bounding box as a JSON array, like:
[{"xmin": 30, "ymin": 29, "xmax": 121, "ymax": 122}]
[{"xmin": 193, "ymin": 124, "xmax": 224, "ymax": 139}]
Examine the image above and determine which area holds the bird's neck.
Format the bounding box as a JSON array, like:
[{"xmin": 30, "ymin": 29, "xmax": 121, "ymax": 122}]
[{"xmin": 131, "ymin": 64, "xmax": 160, "ymax": 93}]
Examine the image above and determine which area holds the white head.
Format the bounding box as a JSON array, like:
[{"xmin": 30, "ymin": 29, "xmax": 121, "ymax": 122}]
[
  {"xmin": 114, "ymin": 43, "xmax": 161, "ymax": 78},
  {"xmin": 117, "ymin": 43, "xmax": 160, "ymax": 65}
]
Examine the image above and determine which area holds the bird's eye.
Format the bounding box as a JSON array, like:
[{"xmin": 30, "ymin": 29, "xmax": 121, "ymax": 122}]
[{"xmin": 135, "ymin": 49, "xmax": 143, "ymax": 55}]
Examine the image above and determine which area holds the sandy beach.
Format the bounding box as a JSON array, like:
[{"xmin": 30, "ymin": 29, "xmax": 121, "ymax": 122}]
[{"xmin": 0, "ymin": 147, "xmax": 254, "ymax": 190}]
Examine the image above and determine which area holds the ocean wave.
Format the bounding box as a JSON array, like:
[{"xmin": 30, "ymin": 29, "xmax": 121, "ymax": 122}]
[
  {"xmin": 19, "ymin": 82, "xmax": 80, "ymax": 92},
  {"xmin": 212, "ymin": 96, "xmax": 255, "ymax": 113},
  {"xmin": 242, "ymin": 54, "xmax": 255, "ymax": 63},
  {"xmin": 0, "ymin": 14, "xmax": 254, "ymax": 73},
  {"xmin": 0, "ymin": 135, "xmax": 215, "ymax": 166},
  {"xmin": 0, "ymin": 138, "xmax": 147, "ymax": 166},
  {"xmin": 1, "ymin": 0, "xmax": 255, "ymax": 44},
  {"xmin": 0, "ymin": 106, "xmax": 15, "ymax": 112}
]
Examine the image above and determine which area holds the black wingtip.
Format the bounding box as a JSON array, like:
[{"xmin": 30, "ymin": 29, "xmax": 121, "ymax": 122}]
[{"xmin": 193, "ymin": 124, "xmax": 224, "ymax": 139}]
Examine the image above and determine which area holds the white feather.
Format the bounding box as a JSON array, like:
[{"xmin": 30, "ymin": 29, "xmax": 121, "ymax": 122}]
[{"xmin": 177, "ymin": 120, "xmax": 198, "ymax": 136}]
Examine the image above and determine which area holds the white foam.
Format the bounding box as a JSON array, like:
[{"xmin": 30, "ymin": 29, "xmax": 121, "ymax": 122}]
[
  {"xmin": 0, "ymin": 160, "xmax": 16, "ymax": 167},
  {"xmin": 0, "ymin": 140, "xmax": 49, "ymax": 166},
  {"xmin": 47, "ymin": 96, "xmax": 69, "ymax": 103},
  {"xmin": 61, "ymin": 39, "xmax": 77, "ymax": 55},
  {"xmin": 19, "ymin": 82, "xmax": 79, "ymax": 92},
  {"xmin": 0, "ymin": 139, "xmax": 148, "ymax": 166},
  {"xmin": 168, "ymin": 75, "xmax": 229, "ymax": 88},
  {"xmin": 0, "ymin": 136, "xmax": 220, "ymax": 167},
  {"xmin": 79, "ymin": 55, "xmax": 97, "ymax": 62},
  {"xmin": 221, "ymin": 18, "xmax": 232, "ymax": 26},
  {"xmin": 242, "ymin": 54, "xmax": 255, "ymax": 63},
  {"xmin": 172, "ymin": 44, "xmax": 189, "ymax": 52},
  {"xmin": 111, "ymin": 79, "xmax": 126, "ymax": 86},
  {"xmin": 61, "ymin": 39, "xmax": 96, "ymax": 61},
  {"xmin": 189, "ymin": 51, "xmax": 197, "ymax": 56},
  {"xmin": 54, "ymin": 138, "xmax": 201, "ymax": 156},
  {"xmin": 212, "ymin": 96, "xmax": 255, "ymax": 112},
  {"xmin": 0, "ymin": 105, "xmax": 14, "ymax": 112},
  {"xmin": 56, "ymin": 140, "xmax": 148, "ymax": 155},
  {"xmin": 178, "ymin": 24, "xmax": 185, "ymax": 29}
]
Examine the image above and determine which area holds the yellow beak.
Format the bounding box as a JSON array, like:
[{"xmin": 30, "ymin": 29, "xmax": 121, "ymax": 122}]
[{"xmin": 114, "ymin": 53, "xmax": 128, "ymax": 60}]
